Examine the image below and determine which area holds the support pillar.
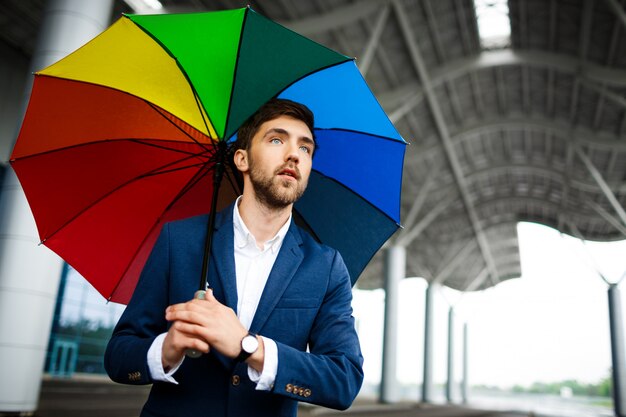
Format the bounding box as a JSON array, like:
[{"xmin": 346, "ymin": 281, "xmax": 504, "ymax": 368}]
[
  {"xmin": 446, "ymin": 307, "xmax": 455, "ymax": 403},
  {"xmin": 0, "ymin": 0, "xmax": 113, "ymax": 412},
  {"xmin": 462, "ymin": 323, "xmax": 469, "ymax": 404},
  {"xmin": 380, "ymin": 246, "xmax": 405, "ymax": 403},
  {"xmin": 608, "ymin": 284, "xmax": 626, "ymax": 417},
  {"xmin": 422, "ymin": 283, "xmax": 436, "ymax": 402}
]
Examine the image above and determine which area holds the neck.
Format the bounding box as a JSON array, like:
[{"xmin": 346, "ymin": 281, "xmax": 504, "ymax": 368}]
[{"xmin": 238, "ymin": 192, "xmax": 292, "ymax": 245}]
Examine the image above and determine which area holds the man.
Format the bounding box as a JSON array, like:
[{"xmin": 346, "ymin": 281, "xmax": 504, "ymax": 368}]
[{"xmin": 104, "ymin": 99, "xmax": 364, "ymax": 417}]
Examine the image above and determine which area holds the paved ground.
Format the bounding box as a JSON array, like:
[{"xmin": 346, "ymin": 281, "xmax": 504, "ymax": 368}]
[{"xmin": 14, "ymin": 375, "xmax": 533, "ymax": 417}]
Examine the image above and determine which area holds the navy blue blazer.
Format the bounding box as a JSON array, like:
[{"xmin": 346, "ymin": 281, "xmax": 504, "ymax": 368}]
[{"xmin": 104, "ymin": 204, "xmax": 364, "ymax": 417}]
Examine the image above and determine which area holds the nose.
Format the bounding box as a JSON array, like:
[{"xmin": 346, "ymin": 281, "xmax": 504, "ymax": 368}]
[{"xmin": 285, "ymin": 140, "xmax": 300, "ymax": 163}]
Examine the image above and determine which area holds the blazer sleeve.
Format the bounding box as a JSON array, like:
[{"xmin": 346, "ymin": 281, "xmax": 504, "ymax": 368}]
[
  {"xmin": 272, "ymin": 250, "xmax": 364, "ymax": 410},
  {"xmin": 104, "ymin": 223, "xmax": 171, "ymax": 385}
]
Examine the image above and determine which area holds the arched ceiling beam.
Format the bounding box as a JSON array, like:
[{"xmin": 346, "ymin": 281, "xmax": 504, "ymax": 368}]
[
  {"xmin": 417, "ymin": 162, "xmax": 623, "ymax": 206},
  {"xmin": 587, "ymin": 200, "xmax": 626, "ymax": 237},
  {"xmin": 452, "ymin": 117, "xmax": 626, "ymax": 151},
  {"xmin": 378, "ymin": 49, "xmax": 626, "ymax": 115},
  {"xmin": 278, "ymin": 0, "xmax": 389, "ymax": 36},
  {"xmin": 464, "ymin": 267, "xmax": 490, "ymax": 292},
  {"xmin": 581, "ymin": 79, "xmax": 626, "ymax": 109},
  {"xmin": 399, "ymin": 167, "xmax": 439, "ymax": 234},
  {"xmin": 397, "ymin": 193, "xmax": 457, "ymax": 246},
  {"xmin": 392, "ymin": 0, "xmax": 499, "ymax": 284},
  {"xmin": 491, "ymin": 242, "xmax": 521, "ymax": 253},
  {"xmin": 603, "ymin": 0, "xmax": 626, "ymax": 29},
  {"xmin": 464, "ymin": 164, "xmax": 613, "ymax": 194},
  {"xmin": 470, "ymin": 196, "xmax": 617, "ymax": 226},
  {"xmin": 574, "ymin": 144, "xmax": 626, "ymax": 227},
  {"xmin": 418, "ymin": 196, "xmax": 618, "ymax": 233},
  {"xmin": 433, "ymin": 239, "xmax": 477, "ymax": 285},
  {"xmin": 444, "ymin": 49, "xmax": 626, "ymax": 88},
  {"xmin": 411, "ymin": 117, "xmax": 626, "ymax": 166},
  {"xmin": 358, "ymin": 3, "xmax": 390, "ymax": 77}
]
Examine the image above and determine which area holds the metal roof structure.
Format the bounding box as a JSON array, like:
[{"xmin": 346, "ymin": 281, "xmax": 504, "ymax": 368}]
[{"xmin": 1, "ymin": 0, "xmax": 625, "ymax": 292}]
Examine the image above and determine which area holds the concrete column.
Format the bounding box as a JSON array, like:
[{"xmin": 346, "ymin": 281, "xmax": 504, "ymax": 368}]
[
  {"xmin": 422, "ymin": 283, "xmax": 436, "ymax": 402},
  {"xmin": 462, "ymin": 322, "xmax": 469, "ymax": 404},
  {"xmin": 609, "ymin": 284, "xmax": 626, "ymax": 417},
  {"xmin": 445, "ymin": 307, "xmax": 455, "ymax": 403},
  {"xmin": 0, "ymin": 0, "xmax": 113, "ymax": 412},
  {"xmin": 380, "ymin": 245, "xmax": 405, "ymax": 403}
]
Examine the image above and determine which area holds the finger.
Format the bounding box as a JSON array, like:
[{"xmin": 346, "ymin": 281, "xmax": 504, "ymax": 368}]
[
  {"xmin": 169, "ymin": 332, "xmax": 210, "ymax": 354},
  {"xmin": 166, "ymin": 299, "xmax": 213, "ymax": 319},
  {"xmin": 204, "ymin": 288, "xmax": 216, "ymax": 302},
  {"xmin": 165, "ymin": 303, "xmax": 194, "ymax": 318},
  {"xmin": 171, "ymin": 320, "xmax": 209, "ymax": 338},
  {"xmin": 166, "ymin": 309, "xmax": 208, "ymax": 325}
]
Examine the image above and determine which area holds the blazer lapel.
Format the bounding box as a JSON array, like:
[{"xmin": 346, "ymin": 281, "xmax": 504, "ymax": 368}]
[
  {"xmin": 249, "ymin": 223, "xmax": 304, "ymax": 333},
  {"xmin": 210, "ymin": 204, "xmax": 238, "ymax": 311}
]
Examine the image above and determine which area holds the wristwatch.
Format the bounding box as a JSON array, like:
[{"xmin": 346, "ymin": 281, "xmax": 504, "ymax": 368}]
[{"xmin": 236, "ymin": 332, "xmax": 259, "ymax": 362}]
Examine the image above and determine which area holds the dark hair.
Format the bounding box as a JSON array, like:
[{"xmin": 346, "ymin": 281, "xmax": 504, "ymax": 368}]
[{"xmin": 234, "ymin": 98, "xmax": 315, "ymax": 153}]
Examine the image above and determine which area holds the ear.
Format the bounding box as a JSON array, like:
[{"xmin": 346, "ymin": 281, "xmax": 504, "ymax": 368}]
[{"xmin": 233, "ymin": 149, "xmax": 249, "ymax": 173}]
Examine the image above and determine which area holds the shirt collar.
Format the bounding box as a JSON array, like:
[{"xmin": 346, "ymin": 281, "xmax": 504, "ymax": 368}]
[{"xmin": 233, "ymin": 196, "xmax": 292, "ymax": 253}]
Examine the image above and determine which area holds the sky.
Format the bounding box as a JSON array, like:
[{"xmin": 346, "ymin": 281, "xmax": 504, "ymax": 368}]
[{"xmin": 352, "ymin": 221, "xmax": 626, "ymax": 389}]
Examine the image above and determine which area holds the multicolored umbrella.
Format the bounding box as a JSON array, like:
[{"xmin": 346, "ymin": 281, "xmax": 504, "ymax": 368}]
[{"xmin": 10, "ymin": 7, "xmax": 406, "ymax": 304}]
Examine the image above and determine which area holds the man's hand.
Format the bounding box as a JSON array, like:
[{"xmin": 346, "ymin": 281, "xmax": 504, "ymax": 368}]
[{"xmin": 162, "ymin": 290, "xmax": 248, "ymax": 369}]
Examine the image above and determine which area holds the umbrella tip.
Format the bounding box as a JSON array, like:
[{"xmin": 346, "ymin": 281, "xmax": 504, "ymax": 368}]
[{"xmin": 38, "ymin": 239, "xmax": 45, "ymax": 246}]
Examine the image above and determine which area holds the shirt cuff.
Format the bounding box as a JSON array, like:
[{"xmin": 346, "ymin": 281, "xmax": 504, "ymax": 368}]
[
  {"xmin": 248, "ymin": 336, "xmax": 278, "ymax": 391},
  {"xmin": 147, "ymin": 332, "xmax": 183, "ymax": 384}
]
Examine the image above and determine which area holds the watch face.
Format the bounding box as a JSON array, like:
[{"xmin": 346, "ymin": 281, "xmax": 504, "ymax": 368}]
[{"xmin": 242, "ymin": 335, "xmax": 259, "ymax": 353}]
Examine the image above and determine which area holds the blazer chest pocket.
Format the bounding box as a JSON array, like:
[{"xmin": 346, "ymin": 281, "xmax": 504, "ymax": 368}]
[
  {"xmin": 269, "ymin": 298, "xmax": 320, "ymax": 348},
  {"xmin": 274, "ymin": 297, "xmax": 319, "ymax": 309}
]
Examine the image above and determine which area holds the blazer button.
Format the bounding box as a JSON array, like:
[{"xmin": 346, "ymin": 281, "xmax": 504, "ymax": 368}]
[
  {"xmin": 231, "ymin": 375, "xmax": 240, "ymax": 386},
  {"xmin": 303, "ymin": 388, "xmax": 312, "ymax": 398},
  {"xmin": 285, "ymin": 383, "xmax": 293, "ymax": 393}
]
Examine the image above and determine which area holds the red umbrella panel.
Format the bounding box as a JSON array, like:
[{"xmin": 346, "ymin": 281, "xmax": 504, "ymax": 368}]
[{"xmin": 12, "ymin": 76, "xmax": 238, "ymax": 302}]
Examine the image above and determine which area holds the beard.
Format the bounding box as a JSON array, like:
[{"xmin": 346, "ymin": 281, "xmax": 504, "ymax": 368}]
[{"xmin": 248, "ymin": 157, "xmax": 308, "ymax": 210}]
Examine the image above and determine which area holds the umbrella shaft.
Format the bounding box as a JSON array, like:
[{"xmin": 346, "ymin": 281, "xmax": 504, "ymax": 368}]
[{"xmin": 198, "ymin": 159, "xmax": 225, "ymax": 292}]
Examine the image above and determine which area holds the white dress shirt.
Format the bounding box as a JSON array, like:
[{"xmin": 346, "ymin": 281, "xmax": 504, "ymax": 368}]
[{"xmin": 147, "ymin": 197, "xmax": 289, "ymax": 390}]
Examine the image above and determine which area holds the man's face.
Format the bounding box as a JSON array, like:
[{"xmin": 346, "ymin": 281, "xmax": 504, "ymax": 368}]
[{"xmin": 245, "ymin": 115, "xmax": 314, "ymax": 209}]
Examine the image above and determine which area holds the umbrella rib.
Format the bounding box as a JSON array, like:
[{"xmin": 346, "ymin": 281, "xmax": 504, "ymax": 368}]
[
  {"xmin": 191, "ymin": 91, "xmax": 215, "ymax": 147},
  {"xmin": 109, "ymin": 162, "xmax": 215, "ymax": 302},
  {"xmin": 128, "ymin": 139, "xmax": 211, "ymax": 158},
  {"xmin": 223, "ymin": 162, "xmax": 243, "ymax": 197},
  {"xmin": 157, "ymin": 145, "xmax": 238, "ymax": 212},
  {"xmin": 222, "ymin": 7, "xmax": 249, "ymax": 140},
  {"xmin": 165, "ymin": 165, "xmax": 212, "ymax": 210},
  {"xmin": 40, "ymin": 152, "xmax": 209, "ymax": 244},
  {"xmin": 144, "ymin": 161, "xmax": 207, "ymax": 177},
  {"xmin": 11, "ymin": 138, "xmax": 210, "ymax": 162},
  {"xmin": 272, "ymin": 58, "xmax": 352, "ymax": 100},
  {"xmin": 110, "ymin": 159, "xmax": 242, "ymax": 302},
  {"xmin": 315, "ymin": 127, "xmax": 407, "ymax": 145},
  {"xmin": 124, "ymin": 16, "xmax": 218, "ymax": 141},
  {"xmin": 145, "ymin": 101, "xmax": 216, "ymax": 153},
  {"xmin": 309, "ymin": 168, "xmax": 402, "ymax": 227},
  {"xmin": 291, "ymin": 208, "xmax": 321, "ymax": 243}
]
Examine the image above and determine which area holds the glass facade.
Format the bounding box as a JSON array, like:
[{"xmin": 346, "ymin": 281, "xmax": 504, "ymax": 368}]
[{"xmin": 46, "ymin": 264, "xmax": 126, "ymax": 376}]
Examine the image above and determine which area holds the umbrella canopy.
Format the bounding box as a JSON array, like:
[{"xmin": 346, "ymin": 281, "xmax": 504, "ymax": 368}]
[{"xmin": 10, "ymin": 7, "xmax": 406, "ymax": 304}]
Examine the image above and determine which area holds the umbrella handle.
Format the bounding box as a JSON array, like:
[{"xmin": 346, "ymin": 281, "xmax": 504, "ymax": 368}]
[{"xmin": 185, "ymin": 290, "xmax": 208, "ymax": 358}]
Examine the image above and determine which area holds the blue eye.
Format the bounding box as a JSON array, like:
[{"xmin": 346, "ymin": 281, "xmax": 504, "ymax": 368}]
[
  {"xmin": 300, "ymin": 146, "xmax": 311, "ymax": 154},
  {"xmin": 270, "ymin": 138, "xmax": 282, "ymax": 144}
]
